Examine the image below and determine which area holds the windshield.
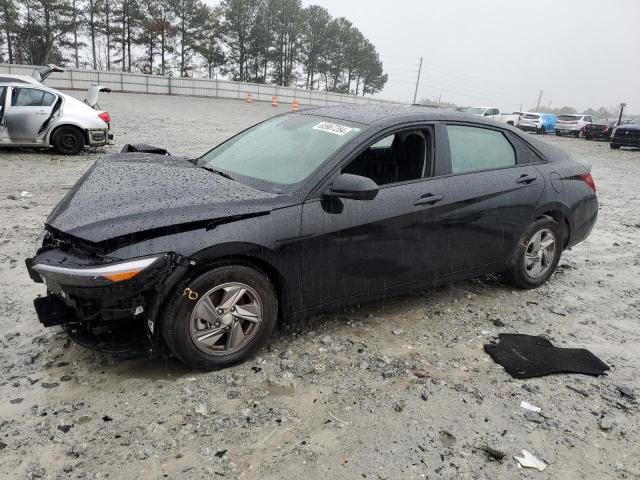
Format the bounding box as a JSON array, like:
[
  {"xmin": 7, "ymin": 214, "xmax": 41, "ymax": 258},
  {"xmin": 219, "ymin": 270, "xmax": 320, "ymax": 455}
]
[
  {"xmin": 198, "ymin": 115, "xmax": 363, "ymax": 189},
  {"xmin": 524, "ymin": 114, "xmax": 540, "ymax": 119},
  {"xmin": 464, "ymin": 107, "xmax": 486, "ymax": 115}
]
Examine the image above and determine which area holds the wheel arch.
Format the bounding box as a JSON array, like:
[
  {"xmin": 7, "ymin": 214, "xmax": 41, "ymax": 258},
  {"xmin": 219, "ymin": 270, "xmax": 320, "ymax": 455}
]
[
  {"xmin": 536, "ymin": 208, "xmax": 571, "ymax": 248},
  {"xmin": 48, "ymin": 123, "xmax": 88, "ymax": 145}
]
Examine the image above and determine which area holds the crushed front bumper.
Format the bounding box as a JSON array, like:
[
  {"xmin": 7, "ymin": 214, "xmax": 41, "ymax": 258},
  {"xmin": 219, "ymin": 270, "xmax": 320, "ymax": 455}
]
[{"xmin": 25, "ymin": 250, "xmax": 184, "ymax": 351}]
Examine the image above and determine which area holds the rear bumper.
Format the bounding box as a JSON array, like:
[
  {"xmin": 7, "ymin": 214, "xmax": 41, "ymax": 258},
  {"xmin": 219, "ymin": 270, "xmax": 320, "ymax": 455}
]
[
  {"xmin": 518, "ymin": 124, "xmax": 540, "ymax": 132},
  {"xmin": 567, "ymin": 195, "xmax": 598, "ymax": 248},
  {"xmin": 86, "ymin": 128, "xmax": 112, "ymax": 146},
  {"xmin": 556, "ymin": 126, "xmax": 582, "ymax": 133}
]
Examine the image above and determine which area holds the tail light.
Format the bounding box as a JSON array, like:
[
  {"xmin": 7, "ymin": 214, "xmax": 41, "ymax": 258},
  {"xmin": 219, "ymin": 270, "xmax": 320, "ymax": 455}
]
[
  {"xmin": 98, "ymin": 111, "xmax": 111, "ymax": 123},
  {"xmin": 603, "ymin": 126, "xmax": 609, "ymax": 132},
  {"xmin": 579, "ymin": 173, "xmax": 596, "ymax": 193}
]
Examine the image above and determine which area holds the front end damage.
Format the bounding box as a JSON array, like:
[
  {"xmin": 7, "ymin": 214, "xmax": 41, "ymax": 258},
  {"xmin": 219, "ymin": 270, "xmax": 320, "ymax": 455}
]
[{"xmin": 25, "ymin": 230, "xmax": 190, "ymax": 355}]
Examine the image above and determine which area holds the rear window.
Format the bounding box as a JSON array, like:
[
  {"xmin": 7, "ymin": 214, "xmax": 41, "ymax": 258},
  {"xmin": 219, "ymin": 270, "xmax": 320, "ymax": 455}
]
[
  {"xmin": 558, "ymin": 115, "xmax": 578, "ymax": 121},
  {"xmin": 11, "ymin": 88, "xmax": 56, "ymax": 107},
  {"xmin": 447, "ymin": 125, "xmax": 516, "ymax": 174},
  {"xmin": 524, "ymin": 114, "xmax": 540, "ymax": 119}
]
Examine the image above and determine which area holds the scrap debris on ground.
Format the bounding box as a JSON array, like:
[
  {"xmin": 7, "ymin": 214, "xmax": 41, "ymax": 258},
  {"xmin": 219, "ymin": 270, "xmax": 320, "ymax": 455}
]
[
  {"xmin": 0, "ymin": 92, "xmax": 639, "ymax": 479},
  {"xmin": 483, "ymin": 333, "xmax": 610, "ymax": 378}
]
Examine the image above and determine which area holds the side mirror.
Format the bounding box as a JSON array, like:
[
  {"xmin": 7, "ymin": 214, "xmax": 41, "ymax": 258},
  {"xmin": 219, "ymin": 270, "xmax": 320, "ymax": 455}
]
[{"xmin": 325, "ymin": 173, "xmax": 379, "ymax": 201}]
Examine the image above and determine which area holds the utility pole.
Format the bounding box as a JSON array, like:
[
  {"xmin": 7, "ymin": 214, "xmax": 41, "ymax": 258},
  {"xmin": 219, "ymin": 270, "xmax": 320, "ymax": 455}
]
[
  {"xmin": 413, "ymin": 57, "xmax": 423, "ymax": 105},
  {"xmin": 618, "ymin": 102, "xmax": 626, "ymax": 125},
  {"xmin": 535, "ymin": 90, "xmax": 543, "ymax": 112}
]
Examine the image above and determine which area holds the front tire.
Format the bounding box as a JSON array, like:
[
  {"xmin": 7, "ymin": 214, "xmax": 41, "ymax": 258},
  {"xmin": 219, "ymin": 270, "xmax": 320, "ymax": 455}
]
[
  {"xmin": 51, "ymin": 126, "xmax": 85, "ymax": 155},
  {"xmin": 503, "ymin": 218, "xmax": 562, "ymax": 289},
  {"xmin": 161, "ymin": 265, "xmax": 277, "ymax": 370}
]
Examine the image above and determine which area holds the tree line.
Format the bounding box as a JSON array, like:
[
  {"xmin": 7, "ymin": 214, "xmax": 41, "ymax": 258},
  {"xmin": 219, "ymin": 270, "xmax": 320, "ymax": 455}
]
[{"xmin": 0, "ymin": 0, "xmax": 388, "ymax": 95}]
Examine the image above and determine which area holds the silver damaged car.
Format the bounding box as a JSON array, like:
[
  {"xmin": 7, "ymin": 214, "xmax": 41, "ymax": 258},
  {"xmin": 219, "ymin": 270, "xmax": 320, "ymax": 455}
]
[{"xmin": 0, "ymin": 65, "xmax": 112, "ymax": 155}]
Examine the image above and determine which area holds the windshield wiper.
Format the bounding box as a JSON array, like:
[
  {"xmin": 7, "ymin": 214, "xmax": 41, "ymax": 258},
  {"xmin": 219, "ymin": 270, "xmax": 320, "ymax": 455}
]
[{"xmin": 200, "ymin": 166, "xmax": 235, "ymax": 181}]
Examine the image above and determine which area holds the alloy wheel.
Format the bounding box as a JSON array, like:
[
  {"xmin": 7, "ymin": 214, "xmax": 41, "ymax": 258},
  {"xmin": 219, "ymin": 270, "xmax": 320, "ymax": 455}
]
[
  {"xmin": 189, "ymin": 282, "xmax": 263, "ymax": 355},
  {"xmin": 524, "ymin": 228, "xmax": 557, "ymax": 279}
]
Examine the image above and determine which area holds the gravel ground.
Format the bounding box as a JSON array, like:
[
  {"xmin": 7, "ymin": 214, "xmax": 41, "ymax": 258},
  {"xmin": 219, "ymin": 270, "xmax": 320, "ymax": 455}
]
[{"xmin": 0, "ymin": 92, "xmax": 639, "ymax": 480}]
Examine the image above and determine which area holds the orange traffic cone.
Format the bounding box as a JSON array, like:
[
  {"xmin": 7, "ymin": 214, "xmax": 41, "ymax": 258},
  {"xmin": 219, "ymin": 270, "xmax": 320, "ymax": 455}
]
[
  {"xmin": 291, "ymin": 99, "xmax": 300, "ymax": 112},
  {"xmin": 271, "ymin": 96, "xmax": 278, "ymax": 107},
  {"xmin": 245, "ymin": 93, "xmax": 254, "ymax": 104}
]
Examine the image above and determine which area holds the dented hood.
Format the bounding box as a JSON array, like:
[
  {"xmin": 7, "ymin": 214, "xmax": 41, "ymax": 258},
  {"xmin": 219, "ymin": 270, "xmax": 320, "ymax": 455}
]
[{"xmin": 46, "ymin": 153, "xmax": 279, "ymax": 243}]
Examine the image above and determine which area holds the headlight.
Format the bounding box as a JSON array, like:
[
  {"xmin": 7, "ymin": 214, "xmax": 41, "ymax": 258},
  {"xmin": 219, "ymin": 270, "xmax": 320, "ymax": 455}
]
[{"xmin": 32, "ymin": 256, "xmax": 162, "ymax": 283}]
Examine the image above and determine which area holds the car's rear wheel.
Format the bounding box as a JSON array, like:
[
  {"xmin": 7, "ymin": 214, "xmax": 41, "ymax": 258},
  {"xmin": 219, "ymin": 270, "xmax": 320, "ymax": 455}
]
[
  {"xmin": 161, "ymin": 265, "xmax": 277, "ymax": 370},
  {"xmin": 503, "ymin": 217, "xmax": 562, "ymax": 289},
  {"xmin": 52, "ymin": 126, "xmax": 85, "ymax": 155}
]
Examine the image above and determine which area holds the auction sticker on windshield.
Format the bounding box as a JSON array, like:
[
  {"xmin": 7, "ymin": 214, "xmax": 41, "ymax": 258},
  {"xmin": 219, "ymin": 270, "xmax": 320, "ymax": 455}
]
[{"xmin": 312, "ymin": 121, "xmax": 358, "ymax": 136}]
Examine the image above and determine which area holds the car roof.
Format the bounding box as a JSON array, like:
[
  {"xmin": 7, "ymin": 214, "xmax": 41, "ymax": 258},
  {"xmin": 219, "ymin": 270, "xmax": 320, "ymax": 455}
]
[
  {"xmin": 300, "ymin": 104, "xmax": 500, "ymax": 128},
  {"xmin": 0, "ymin": 74, "xmax": 42, "ymax": 86}
]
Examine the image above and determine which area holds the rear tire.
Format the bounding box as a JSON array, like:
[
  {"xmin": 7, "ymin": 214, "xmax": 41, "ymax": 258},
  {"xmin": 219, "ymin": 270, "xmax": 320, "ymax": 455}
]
[
  {"xmin": 52, "ymin": 126, "xmax": 85, "ymax": 155},
  {"xmin": 503, "ymin": 217, "xmax": 562, "ymax": 289},
  {"xmin": 161, "ymin": 265, "xmax": 277, "ymax": 370}
]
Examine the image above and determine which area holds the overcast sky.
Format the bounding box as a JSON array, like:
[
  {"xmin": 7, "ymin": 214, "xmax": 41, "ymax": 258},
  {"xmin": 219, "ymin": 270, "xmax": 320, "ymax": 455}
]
[{"xmin": 301, "ymin": 0, "xmax": 640, "ymax": 113}]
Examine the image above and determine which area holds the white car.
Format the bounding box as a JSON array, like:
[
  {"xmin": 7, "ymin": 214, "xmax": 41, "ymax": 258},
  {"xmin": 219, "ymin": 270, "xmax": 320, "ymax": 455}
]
[
  {"xmin": 555, "ymin": 114, "xmax": 593, "ymax": 137},
  {"xmin": 0, "ymin": 65, "xmax": 112, "ymax": 155},
  {"xmin": 463, "ymin": 106, "xmax": 521, "ymax": 126}
]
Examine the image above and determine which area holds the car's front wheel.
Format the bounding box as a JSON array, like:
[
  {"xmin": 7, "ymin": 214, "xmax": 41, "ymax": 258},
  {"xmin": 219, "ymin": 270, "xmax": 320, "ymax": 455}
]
[
  {"xmin": 503, "ymin": 217, "xmax": 562, "ymax": 289},
  {"xmin": 51, "ymin": 126, "xmax": 85, "ymax": 155},
  {"xmin": 161, "ymin": 265, "xmax": 277, "ymax": 370}
]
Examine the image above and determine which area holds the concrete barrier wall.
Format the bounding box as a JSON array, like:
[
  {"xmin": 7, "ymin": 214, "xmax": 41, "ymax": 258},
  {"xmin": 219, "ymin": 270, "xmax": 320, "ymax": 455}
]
[{"xmin": 0, "ymin": 64, "xmax": 401, "ymax": 108}]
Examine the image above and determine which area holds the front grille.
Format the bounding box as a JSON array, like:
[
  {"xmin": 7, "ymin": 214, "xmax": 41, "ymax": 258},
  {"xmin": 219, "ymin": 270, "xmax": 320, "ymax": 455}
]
[{"xmin": 614, "ymin": 129, "xmax": 640, "ymax": 140}]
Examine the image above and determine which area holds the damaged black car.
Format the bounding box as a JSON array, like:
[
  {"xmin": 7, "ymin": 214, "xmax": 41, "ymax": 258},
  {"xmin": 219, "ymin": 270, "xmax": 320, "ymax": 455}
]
[{"xmin": 26, "ymin": 105, "xmax": 598, "ymax": 370}]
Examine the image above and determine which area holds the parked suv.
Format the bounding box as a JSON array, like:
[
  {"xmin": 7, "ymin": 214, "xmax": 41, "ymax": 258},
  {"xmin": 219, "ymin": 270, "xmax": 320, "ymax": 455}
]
[
  {"xmin": 555, "ymin": 114, "xmax": 592, "ymax": 137},
  {"xmin": 610, "ymin": 115, "xmax": 640, "ymax": 149}
]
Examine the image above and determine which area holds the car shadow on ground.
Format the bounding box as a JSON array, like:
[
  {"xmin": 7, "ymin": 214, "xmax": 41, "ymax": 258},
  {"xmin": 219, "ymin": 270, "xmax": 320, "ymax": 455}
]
[{"xmin": 44, "ymin": 274, "xmax": 511, "ymax": 381}]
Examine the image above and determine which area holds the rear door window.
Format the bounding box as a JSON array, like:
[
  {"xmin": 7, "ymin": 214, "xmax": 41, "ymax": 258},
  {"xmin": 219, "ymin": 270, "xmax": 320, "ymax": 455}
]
[
  {"xmin": 11, "ymin": 88, "xmax": 56, "ymax": 107},
  {"xmin": 446, "ymin": 125, "xmax": 516, "ymax": 174}
]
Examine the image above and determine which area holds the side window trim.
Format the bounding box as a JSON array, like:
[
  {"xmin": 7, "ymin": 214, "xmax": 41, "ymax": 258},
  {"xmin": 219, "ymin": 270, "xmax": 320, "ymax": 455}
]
[
  {"xmin": 444, "ymin": 123, "xmax": 517, "ymax": 175},
  {"xmin": 308, "ymin": 123, "xmax": 436, "ymax": 200},
  {"xmin": 338, "ymin": 125, "xmax": 434, "ymax": 188}
]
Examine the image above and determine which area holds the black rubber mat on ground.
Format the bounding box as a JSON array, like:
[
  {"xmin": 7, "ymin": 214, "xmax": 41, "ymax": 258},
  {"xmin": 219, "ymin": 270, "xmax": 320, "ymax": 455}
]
[{"xmin": 484, "ymin": 334, "xmax": 610, "ymax": 379}]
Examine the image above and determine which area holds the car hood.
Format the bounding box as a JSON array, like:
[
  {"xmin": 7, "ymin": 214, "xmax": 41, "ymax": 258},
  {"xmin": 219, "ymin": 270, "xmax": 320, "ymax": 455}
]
[
  {"xmin": 46, "ymin": 153, "xmax": 280, "ymax": 244},
  {"xmin": 617, "ymin": 123, "xmax": 640, "ymax": 131}
]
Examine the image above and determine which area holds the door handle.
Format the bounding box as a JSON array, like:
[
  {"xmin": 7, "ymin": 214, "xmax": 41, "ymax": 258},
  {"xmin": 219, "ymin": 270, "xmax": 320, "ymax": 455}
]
[
  {"xmin": 516, "ymin": 174, "xmax": 537, "ymax": 185},
  {"xmin": 36, "ymin": 110, "xmax": 48, "ymax": 115},
  {"xmin": 414, "ymin": 193, "xmax": 444, "ymax": 206}
]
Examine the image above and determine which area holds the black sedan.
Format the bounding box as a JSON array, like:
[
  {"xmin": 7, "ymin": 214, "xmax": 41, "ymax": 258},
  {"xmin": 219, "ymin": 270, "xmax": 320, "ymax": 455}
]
[
  {"xmin": 26, "ymin": 106, "xmax": 598, "ymax": 370},
  {"xmin": 584, "ymin": 118, "xmax": 618, "ymax": 140},
  {"xmin": 610, "ymin": 115, "xmax": 640, "ymax": 149}
]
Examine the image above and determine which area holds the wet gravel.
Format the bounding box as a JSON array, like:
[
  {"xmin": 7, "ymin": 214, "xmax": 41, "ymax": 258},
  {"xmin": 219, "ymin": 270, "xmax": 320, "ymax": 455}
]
[{"xmin": 1, "ymin": 92, "xmax": 639, "ymax": 479}]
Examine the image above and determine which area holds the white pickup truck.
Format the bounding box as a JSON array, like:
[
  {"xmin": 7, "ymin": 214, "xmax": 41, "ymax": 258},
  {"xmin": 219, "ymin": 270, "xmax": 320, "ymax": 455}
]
[{"xmin": 463, "ymin": 107, "xmax": 521, "ymax": 126}]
